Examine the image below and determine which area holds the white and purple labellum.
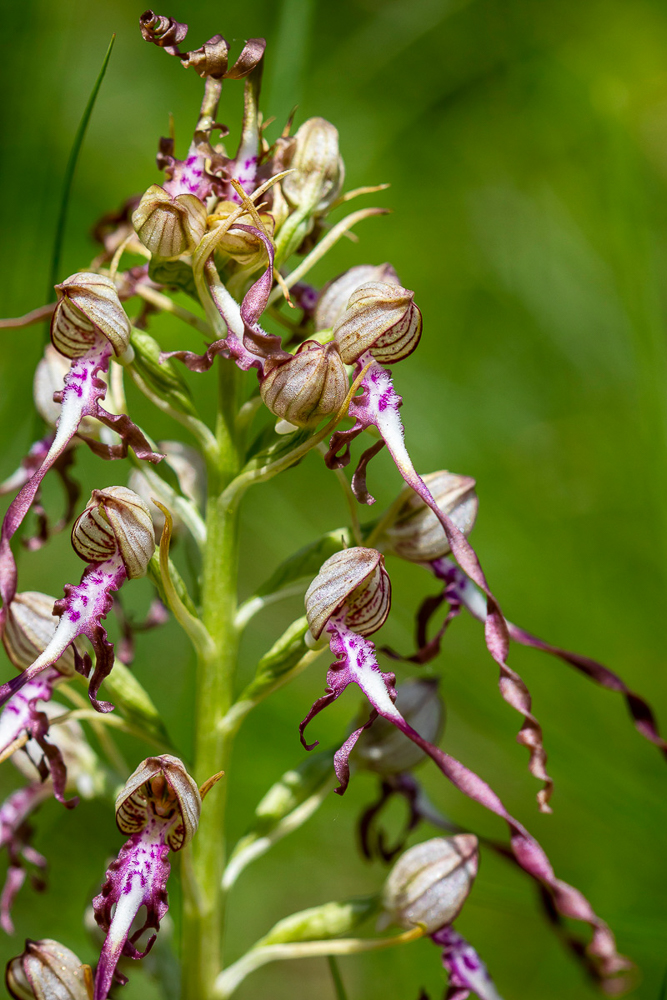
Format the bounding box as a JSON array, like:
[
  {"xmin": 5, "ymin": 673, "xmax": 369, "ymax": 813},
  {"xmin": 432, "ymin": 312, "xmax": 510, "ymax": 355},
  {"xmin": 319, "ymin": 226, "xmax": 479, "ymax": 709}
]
[
  {"xmin": 0, "ymin": 336, "xmax": 160, "ymax": 624},
  {"xmin": 93, "ymin": 759, "xmax": 200, "ymax": 1000},
  {"xmin": 93, "ymin": 825, "xmax": 170, "ymax": 1000},
  {"xmin": 432, "ymin": 927, "xmax": 503, "ymax": 1000},
  {"xmin": 0, "ymin": 551, "xmax": 127, "ymax": 715}
]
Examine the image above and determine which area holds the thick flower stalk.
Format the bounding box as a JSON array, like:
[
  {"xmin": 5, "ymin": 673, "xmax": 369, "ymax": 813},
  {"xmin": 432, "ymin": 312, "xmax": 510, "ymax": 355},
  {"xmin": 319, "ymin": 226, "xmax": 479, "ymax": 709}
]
[
  {"xmin": 0, "ymin": 487, "xmax": 155, "ymax": 713},
  {"xmin": 92, "ymin": 755, "xmax": 201, "ymax": 1000}
]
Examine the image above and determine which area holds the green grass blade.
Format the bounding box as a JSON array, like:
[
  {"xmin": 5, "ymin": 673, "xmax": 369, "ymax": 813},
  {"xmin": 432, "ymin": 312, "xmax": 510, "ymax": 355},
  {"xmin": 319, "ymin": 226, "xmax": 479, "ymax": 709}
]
[
  {"xmin": 48, "ymin": 33, "xmax": 116, "ymax": 299},
  {"xmin": 659, "ymin": 967, "xmax": 667, "ymax": 1000},
  {"xmin": 327, "ymin": 956, "xmax": 349, "ymax": 1000}
]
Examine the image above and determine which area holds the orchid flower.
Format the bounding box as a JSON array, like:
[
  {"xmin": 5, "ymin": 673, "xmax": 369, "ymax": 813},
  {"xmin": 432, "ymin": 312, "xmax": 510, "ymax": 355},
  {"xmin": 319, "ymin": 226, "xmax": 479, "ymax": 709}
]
[
  {"xmin": 300, "ymin": 546, "xmax": 631, "ymax": 987},
  {"xmin": 379, "ymin": 836, "xmax": 503, "ymax": 1000},
  {"xmin": 92, "ymin": 755, "xmax": 201, "ymax": 1000},
  {"xmin": 0, "ymin": 274, "xmax": 160, "ymax": 627},
  {"xmin": 0, "ymin": 487, "xmax": 155, "ymax": 714}
]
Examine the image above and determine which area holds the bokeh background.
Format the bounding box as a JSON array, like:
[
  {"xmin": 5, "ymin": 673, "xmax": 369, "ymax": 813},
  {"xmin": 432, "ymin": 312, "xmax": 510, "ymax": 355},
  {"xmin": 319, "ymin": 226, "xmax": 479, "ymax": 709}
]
[{"xmin": 1, "ymin": 0, "xmax": 667, "ymax": 997}]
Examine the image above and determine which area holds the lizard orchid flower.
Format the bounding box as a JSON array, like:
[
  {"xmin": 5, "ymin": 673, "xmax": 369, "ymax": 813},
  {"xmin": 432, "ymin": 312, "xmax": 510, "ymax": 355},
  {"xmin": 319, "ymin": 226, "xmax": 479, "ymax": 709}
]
[
  {"xmin": 0, "ymin": 487, "xmax": 155, "ymax": 714},
  {"xmin": 301, "ymin": 548, "xmax": 631, "ymax": 986},
  {"xmin": 0, "ymin": 274, "xmax": 160, "ymax": 624},
  {"xmin": 381, "ymin": 837, "xmax": 502, "ymax": 1000},
  {"xmin": 92, "ymin": 755, "xmax": 201, "ymax": 1000},
  {"xmin": 132, "ymin": 9, "xmax": 266, "ymax": 257}
]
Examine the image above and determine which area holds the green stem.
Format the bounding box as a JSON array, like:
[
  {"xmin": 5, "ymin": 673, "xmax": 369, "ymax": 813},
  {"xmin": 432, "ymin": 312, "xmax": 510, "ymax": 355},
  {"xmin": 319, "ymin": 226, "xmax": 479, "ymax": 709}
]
[
  {"xmin": 213, "ymin": 927, "xmax": 424, "ymax": 999},
  {"xmin": 182, "ymin": 360, "xmax": 243, "ymax": 1000},
  {"xmin": 327, "ymin": 956, "xmax": 349, "ymax": 1000}
]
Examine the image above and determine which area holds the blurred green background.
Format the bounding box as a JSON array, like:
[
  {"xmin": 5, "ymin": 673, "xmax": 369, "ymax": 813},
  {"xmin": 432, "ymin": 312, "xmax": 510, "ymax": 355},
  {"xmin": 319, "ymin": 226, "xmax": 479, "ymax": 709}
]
[{"xmin": 2, "ymin": 0, "xmax": 667, "ymax": 997}]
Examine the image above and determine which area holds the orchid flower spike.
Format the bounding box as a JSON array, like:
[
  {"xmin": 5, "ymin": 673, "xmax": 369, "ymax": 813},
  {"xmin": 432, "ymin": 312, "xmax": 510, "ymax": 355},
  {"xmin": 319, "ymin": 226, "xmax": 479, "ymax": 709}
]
[
  {"xmin": 300, "ymin": 549, "xmax": 631, "ymax": 984},
  {"xmin": 380, "ymin": 470, "xmax": 667, "ymax": 765},
  {"xmin": 0, "ymin": 273, "xmax": 161, "ymax": 625},
  {"xmin": 0, "ymin": 487, "xmax": 155, "ymax": 715},
  {"xmin": 92, "ymin": 755, "xmax": 201, "ymax": 1000},
  {"xmin": 0, "ymin": 707, "xmax": 104, "ymax": 934},
  {"xmin": 6, "ymin": 939, "xmax": 94, "ymax": 1000}
]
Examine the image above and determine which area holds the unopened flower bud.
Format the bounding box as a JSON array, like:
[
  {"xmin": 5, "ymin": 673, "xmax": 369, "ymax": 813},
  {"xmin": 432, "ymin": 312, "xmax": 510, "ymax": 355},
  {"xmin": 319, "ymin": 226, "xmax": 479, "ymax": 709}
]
[
  {"xmin": 132, "ymin": 184, "xmax": 208, "ymax": 260},
  {"xmin": 2, "ymin": 592, "xmax": 76, "ymax": 677},
  {"xmin": 333, "ymin": 281, "xmax": 422, "ymax": 365},
  {"xmin": 207, "ymin": 203, "xmax": 275, "ymax": 267},
  {"xmin": 354, "ymin": 679, "xmax": 444, "ymax": 775},
  {"xmin": 315, "ymin": 264, "xmax": 400, "ymax": 332},
  {"xmin": 51, "ymin": 273, "xmax": 131, "ymax": 360},
  {"xmin": 258, "ymin": 896, "xmax": 379, "ymax": 948},
  {"xmin": 115, "ymin": 754, "xmax": 201, "ymax": 851},
  {"xmin": 383, "ymin": 472, "xmax": 478, "ymax": 563},
  {"xmin": 71, "ymin": 486, "xmax": 155, "ymax": 578},
  {"xmin": 281, "ymin": 117, "xmax": 345, "ymax": 215},
  {"xmin": 380, "ymin": 835, "xmax": 478, "ymax": 933},
  {"xmin": 6, "ymin": 939, "xmax": 93, "ymax": 1000},
  {"xmin": 260, "ymin": 342, "xmax": 348, "ymax": 429},
  {"xmin": 305, "ymin": 547, "xmax": 391, "ymax": 640}
]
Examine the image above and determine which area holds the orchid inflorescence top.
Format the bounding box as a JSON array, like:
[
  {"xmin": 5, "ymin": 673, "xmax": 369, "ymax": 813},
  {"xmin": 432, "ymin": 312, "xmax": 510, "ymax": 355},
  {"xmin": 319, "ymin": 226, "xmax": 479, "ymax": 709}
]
[{"xmin": 0, "ymin": 10, "xmax": 661, "ymax": 1000}]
